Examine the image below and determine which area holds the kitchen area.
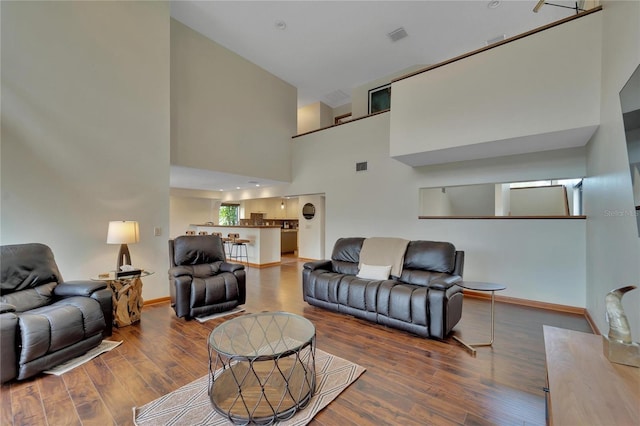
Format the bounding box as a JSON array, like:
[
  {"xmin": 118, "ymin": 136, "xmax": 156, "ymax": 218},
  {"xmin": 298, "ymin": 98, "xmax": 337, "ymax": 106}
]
[
  {"xmin": 240, "ymin": 197, "xmax": 299, "ymax": 255},
  {"xmin": 186, "ymin": 197, "xmax": 300, "ymax": 267}
]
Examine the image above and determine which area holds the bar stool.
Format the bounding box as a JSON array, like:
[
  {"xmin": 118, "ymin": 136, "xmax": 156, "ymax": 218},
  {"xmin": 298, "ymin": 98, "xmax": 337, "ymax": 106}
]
[
  {"xmin": 185, "ymin": 230, "xmax": 196, "ymax": 235},
  {"xmin": 223, "ymin": 233, "xmax": 235, "ymax": 258},
  {"xmin": 228, "ymin": 233, "xmax": 249, "ymax": 265}
]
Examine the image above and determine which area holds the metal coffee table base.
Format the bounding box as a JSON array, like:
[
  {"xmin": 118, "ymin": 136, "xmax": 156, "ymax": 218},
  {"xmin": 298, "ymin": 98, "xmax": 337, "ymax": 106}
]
[{"xmin": 209, "ymin": 345, "xmax": 316, "ymax": 425}]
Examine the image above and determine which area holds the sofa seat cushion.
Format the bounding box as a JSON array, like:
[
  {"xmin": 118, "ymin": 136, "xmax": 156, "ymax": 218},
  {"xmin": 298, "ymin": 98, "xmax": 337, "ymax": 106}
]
[
  {"xmin": 304, "ymin": 271, "xmax": 345, "ymax": 304},
  {"xmin": 337, "ymin": 276, "xmax": 385, "ymax": 312},
  {"xmin": 399, "ymin": 270, "xmax": 458, "ymax": 287},
  {"xmin": 17, "ymin": 296, "xmax": 105, "ymax": 364},
  {"xmin": 377, "ymin": 282, "xmax": 428, "ymax": 326},
  {"xmin": 190, "ymin": 273, "xmax": 239, "ymax": 308}
]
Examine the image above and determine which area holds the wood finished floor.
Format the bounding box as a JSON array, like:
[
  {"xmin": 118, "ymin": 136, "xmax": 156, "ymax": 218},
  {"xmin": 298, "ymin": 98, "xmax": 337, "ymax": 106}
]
[{"xmin": 1, "ymin": 257, "xmax": 593, "ymax": 426}]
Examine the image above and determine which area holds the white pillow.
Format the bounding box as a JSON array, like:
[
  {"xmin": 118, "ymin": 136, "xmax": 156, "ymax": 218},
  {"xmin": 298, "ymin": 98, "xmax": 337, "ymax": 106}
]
[{"xmin": 357, "ymin": 264, "xmax": 392, "ymax": 280}]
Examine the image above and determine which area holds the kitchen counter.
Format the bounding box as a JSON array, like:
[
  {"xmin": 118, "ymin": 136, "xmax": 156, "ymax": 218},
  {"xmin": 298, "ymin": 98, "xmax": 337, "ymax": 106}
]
[
  {"xmin": 193, "ymin": 224, "xmax": 281, "ymax": 229},
  {"xmin": 189, "ymin": 225, "xmax": 281, "ymax": 266}
]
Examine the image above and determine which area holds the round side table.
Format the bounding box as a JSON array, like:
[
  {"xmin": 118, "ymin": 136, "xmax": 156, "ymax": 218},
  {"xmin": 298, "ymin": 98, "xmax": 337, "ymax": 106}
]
[{"xmin": 452, "ymin": 281, "xmax": 507, "ymax": 356}]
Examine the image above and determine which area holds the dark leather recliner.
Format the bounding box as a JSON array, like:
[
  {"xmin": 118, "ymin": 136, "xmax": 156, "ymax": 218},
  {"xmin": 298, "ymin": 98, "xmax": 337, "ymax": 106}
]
[
  {"xmin": 168, "ymin": 235, "xmax": 246, "ymax": 319},
  {"xmin": 0, "ymin": 243, "xmax": 113, "ymax": 383},
  {"xmin": 303, "ymin": 237, "xmax": 464, "ymax": 339}
]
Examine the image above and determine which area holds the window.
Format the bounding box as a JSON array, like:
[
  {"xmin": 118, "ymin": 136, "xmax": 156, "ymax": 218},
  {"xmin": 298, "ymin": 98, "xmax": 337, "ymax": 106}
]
[
  {"xmin": 368, "ymin": 84, "xmax": 391, "ymax": 114},
  {"xmin": 219, "ymin": 204, "xmax": 239, "ymax": 225}
]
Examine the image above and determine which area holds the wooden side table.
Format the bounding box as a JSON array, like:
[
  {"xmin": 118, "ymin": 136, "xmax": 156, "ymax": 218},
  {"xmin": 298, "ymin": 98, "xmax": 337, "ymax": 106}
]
[{"xmin": 93, "ymin": 271, "xmax": 153, "ymax": 327}]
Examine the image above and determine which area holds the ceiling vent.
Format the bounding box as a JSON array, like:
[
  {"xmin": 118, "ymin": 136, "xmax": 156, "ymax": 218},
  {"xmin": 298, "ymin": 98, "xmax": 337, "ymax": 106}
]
[
  {"xmin": 324, "ymin": 89, "xmax": 350, "ymax": 105},
  {"xmin": 356, "ymin": 161, "xmax": 368, "ymax": 172},
  {"xmin": 387, "ymin": 27, "xmax": 408, "ymax": 43}
]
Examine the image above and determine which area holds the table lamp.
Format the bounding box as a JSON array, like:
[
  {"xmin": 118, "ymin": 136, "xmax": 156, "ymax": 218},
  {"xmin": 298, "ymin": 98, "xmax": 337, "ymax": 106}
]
[{"xmin": 107, "ymin": 220, "xmax": 139, "ymax": 271}]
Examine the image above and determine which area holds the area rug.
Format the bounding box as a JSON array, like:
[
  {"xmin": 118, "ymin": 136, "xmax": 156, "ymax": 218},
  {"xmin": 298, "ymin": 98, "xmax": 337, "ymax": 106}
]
[
  {"xmin": 194, "ymin": 307, "xmax": 245, "ymax": 323},
  {"xmin": 133, "ymin": 348, "xmax": 365, "ymax": 426},
  {"xmin": 43, "ymin": 340, "xmax": 123, "ymax": 375}
]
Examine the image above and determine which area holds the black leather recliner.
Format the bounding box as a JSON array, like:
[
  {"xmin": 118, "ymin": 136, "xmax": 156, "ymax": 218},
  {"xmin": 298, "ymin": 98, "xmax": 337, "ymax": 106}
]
[
  {"xmin": 0, "ymin": 243, "xmax": 113, "ymax": 383},
  {"xmin": 168, "ymin": 235, "xmax": 246, "ymax": 319}
]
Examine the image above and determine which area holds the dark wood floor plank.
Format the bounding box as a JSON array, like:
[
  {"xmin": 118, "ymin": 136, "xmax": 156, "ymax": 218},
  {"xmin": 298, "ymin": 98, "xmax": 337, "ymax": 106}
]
[
  {"xmin": 9, "ymin": 381, "xmax": 45, "ymax": 426},
  {"xmin": 1, "ymin": 256, "xmax": 593, "ymax": 425},
  {"xmin": 62, "ymin": 366, "xmax": 115, "ymax": 425}
]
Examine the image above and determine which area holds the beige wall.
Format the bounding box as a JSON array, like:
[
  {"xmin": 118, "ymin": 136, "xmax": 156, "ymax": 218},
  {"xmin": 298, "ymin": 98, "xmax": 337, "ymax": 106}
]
[
  {"xmin": 585, "ymin": 0, "xmax": 640, "ymax": 334},
  {"xmin": 390, "ymin": 12, "xmax": 602, "ymax": 166},
  {"xmin": 297, "ymin": 102, "xmax": 333, "ymax": 134},
  {"xmin": 171, "ymin": 19, "xmax": 297, "ymax": 183},
  {"xmin": 1, "ymin": 1, "xmax": 170, "ymax": 300}
]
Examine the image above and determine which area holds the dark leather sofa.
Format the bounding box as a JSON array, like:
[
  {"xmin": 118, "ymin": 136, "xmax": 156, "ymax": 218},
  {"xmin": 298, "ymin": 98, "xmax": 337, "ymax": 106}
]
[
  {"xmin": 303, "ymin": 238, "xmax": 464, "ymax": 339},
  {"xmin": 168, "ymin": 235, "xmax": 246, "ymax": 319},
  {"xmin": 0, "ymin": 243, "xmax": 112, "ymax": 383}
]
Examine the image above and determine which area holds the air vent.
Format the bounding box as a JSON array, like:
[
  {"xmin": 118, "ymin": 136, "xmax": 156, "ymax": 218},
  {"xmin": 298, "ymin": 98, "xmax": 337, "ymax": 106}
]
[
  {"xmin": 387, "ymin": 27, "xmax": 408, "ymax": 43},
  {"xmin": 356, "ymin": 161, "xmax": 368, "ymax": 172}
]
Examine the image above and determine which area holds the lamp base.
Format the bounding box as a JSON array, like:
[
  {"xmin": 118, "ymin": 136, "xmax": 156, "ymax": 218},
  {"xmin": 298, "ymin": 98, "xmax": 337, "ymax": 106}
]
[{"xmin": 117, "ymin": 244, "xmax": 132, "ymax": 271}]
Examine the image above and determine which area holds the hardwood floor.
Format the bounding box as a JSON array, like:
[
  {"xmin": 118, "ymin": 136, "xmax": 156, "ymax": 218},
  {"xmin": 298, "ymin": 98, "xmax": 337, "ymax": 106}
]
[{"xmin": 1, "ymin": 258, "xmax": 592, "ymax": 425}]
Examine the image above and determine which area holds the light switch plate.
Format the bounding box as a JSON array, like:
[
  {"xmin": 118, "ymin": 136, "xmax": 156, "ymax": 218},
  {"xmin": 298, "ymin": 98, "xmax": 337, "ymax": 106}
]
[{"xmin": 154, "ymin": 227, "xmax": 161, "ymax": 236}]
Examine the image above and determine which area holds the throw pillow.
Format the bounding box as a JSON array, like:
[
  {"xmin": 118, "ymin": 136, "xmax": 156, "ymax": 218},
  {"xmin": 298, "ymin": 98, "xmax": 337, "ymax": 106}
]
[{"xmin": 357, "ymin": 264, "xmax": 392, "ymax": 280}]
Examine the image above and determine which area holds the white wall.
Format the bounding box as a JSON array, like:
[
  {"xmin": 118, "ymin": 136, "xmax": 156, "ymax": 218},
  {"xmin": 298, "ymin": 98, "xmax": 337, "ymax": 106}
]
[
  {"xmin": 290, "ymin": 113, "xmax": 586, "ymax": 307},
  {"xmin": 585, "ymin": 0, "xmax": 640, "ymax": 335},
  {"xmin": 390, "ymin": 11, "xmax": 602, "ymax": 166},
  {"xmin": 170, "ymin": 195, "xmax": 218, "ymax": 239},
  {"xmin": 1, "ymin": 1, "xmax": 170, "ymax": 300},
  {"xmin": 170, "ymin": 19, "xmax": 297, "ymax": 183}
]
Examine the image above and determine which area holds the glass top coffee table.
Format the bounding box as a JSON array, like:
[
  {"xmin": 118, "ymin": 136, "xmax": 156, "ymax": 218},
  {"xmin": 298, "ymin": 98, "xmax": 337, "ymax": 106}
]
[{"xmin": 208, "ymin": 312, "xmax": 316, "ymax": 425}]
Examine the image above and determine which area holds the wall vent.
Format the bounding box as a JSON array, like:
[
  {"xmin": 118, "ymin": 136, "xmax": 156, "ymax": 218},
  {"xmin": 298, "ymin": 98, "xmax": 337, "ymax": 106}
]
[{"xmin": 356, "ymin": 161, "xmax": 368, "ymax": 172}]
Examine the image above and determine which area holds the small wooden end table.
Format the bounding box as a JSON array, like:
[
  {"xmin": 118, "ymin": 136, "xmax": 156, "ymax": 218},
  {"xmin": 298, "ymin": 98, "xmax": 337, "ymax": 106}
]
[
  {"xmin": 93, "ymin": 270, "xmax": 153, "ymax": 327},
  {"xmin": 453, "ymin": 281, "xmax": 506, "ymax": 356}
]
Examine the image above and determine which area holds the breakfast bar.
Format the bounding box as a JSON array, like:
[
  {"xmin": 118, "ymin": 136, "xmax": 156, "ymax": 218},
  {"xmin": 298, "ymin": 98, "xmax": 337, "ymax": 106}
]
[{"xmin": 189, "ymin": 224, "xmax": 281, "ymax": 266}]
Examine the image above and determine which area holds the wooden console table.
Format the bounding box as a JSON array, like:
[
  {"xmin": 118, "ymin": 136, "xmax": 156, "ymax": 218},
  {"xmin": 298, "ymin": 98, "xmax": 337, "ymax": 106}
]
[{"xmin": 543, "ymin": 325, "xmax": 639, "ymax": 425}]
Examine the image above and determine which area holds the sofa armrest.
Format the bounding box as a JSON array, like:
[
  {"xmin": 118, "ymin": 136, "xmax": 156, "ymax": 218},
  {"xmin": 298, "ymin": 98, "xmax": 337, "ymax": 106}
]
[
  {"xmin": 428, "ymin": 275, "xmax": 462, "ymax": 290},
  {"xmin": 304, "ymin": 260, "xmax": 332, "ymax": 271},
  {"xmin": 220, "ymin": 262, "xmax": 245, "ymax": 273},
  {"xmin": 54, "ymin": 280, "xmax": 108, "ymax": 297},
  {"xmin": 0, "ymin": 303, "xmax": 16, "ymax": 314}
]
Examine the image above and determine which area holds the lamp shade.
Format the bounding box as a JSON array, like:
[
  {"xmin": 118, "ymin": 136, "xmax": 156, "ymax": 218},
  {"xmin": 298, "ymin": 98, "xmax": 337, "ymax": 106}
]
[{"xmin": 106, "ymin": 221, "xmax": 140, "ymax": 244}]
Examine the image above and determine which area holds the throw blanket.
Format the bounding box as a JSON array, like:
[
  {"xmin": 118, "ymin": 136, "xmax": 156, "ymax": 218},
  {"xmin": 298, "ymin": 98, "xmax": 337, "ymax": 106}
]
[{"xmin": 359, "ymin": 237, "xmax": 410, "ymax": 278}]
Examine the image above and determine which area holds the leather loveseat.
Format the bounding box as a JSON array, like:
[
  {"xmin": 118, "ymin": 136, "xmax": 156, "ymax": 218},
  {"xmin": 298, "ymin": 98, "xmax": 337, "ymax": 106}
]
[
  {"xmin": 303, "ymin": 237, "xmax": 464, "ymax": 339},
  {"xmin": 0, "ymin": 243, "xmax": 112, "ymax": 383}
]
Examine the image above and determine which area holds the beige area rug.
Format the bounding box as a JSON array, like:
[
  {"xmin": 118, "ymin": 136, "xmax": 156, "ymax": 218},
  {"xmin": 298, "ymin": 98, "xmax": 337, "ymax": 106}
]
[
  {"xmin": 194, "ymin": 307, "xmax": 246, "ymax": 323},
  {"xmin": 133, "ymin": 348, "xmax": 365, "ymax": 426},
  {"xmin": 43, "ymin": 340, "xmax": 122, "ymax": 376}
]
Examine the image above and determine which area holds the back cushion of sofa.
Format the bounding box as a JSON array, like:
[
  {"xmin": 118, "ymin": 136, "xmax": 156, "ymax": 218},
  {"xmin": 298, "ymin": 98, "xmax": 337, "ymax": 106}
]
[
  {"xmin": 331, "ymin": 237, "xmax": 364, "ymax": 275},
  {"xmin": 403, "ymin": 241, "xmax": 456, "ymax": 273},
  {"xmin": 173, "ymin": 235, "xmax": 225, "ymax": 266}
]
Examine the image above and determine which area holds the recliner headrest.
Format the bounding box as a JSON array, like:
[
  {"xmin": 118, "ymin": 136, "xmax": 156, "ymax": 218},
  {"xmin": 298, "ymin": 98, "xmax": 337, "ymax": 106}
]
[
  {"xmin": 403, "ymin": 240, "xmax": 456, "ymax": 273},
  {"xmin": 172, "ymin": 235, "xmax": 226, "ymax": 266},
  {"xmin": 1, "ymin": 243, "xmax": 62, "ymax": 294}
]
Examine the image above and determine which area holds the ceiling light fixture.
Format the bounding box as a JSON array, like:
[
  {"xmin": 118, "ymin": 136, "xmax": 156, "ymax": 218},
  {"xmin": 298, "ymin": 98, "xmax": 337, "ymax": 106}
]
[
  {"xmin": 487, "ymin": 1, "xmax": 501, "ymax": 9},
  {"xmin": 274, "ymin": 20, "xmax": 286, "ymax": 30}
]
